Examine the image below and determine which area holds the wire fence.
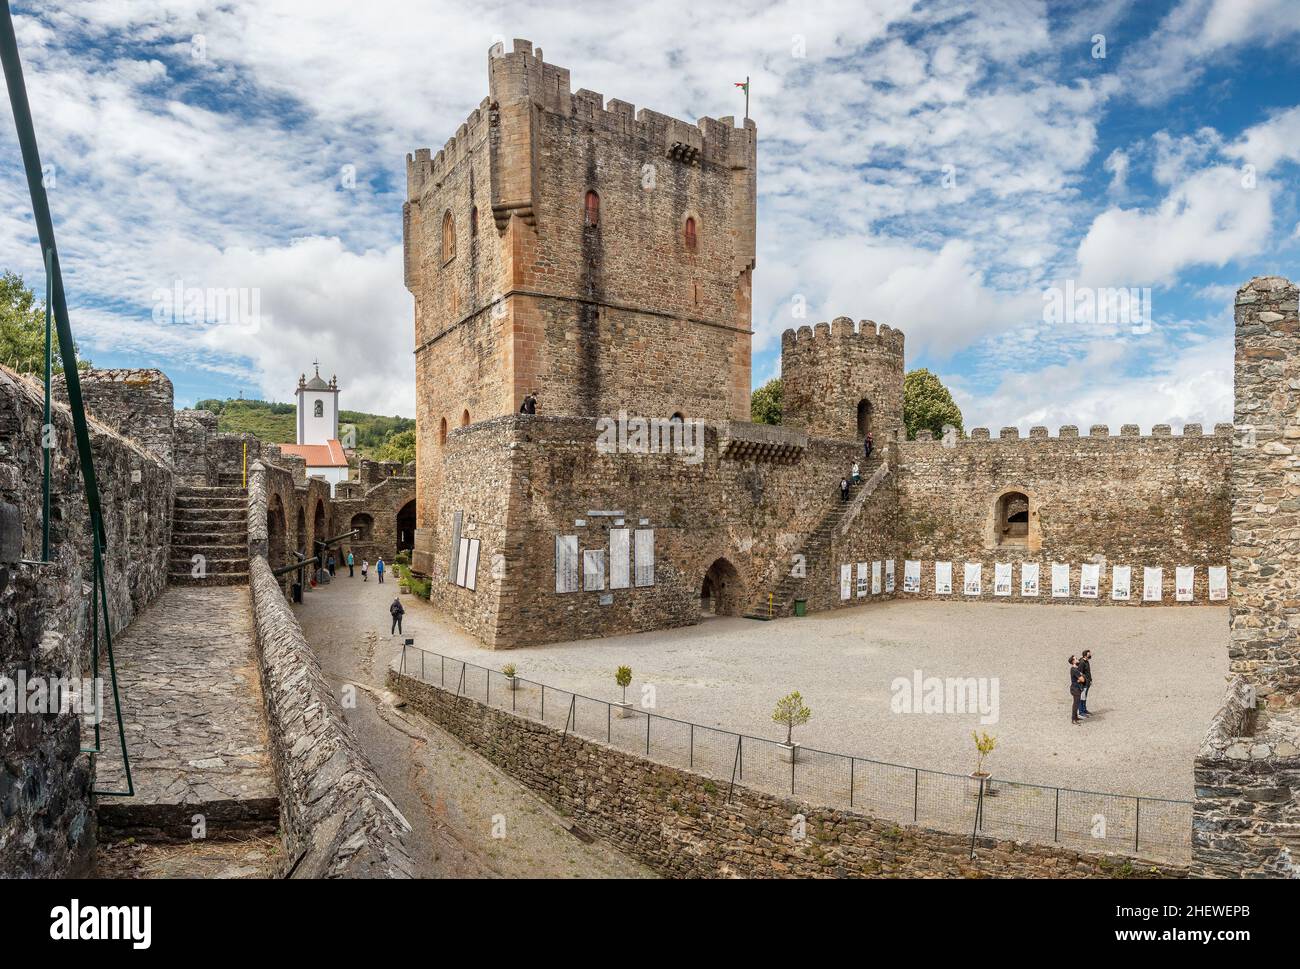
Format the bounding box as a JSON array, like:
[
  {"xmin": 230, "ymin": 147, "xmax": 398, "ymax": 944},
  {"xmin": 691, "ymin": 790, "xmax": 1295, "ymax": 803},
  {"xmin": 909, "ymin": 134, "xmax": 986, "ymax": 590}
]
[{"xmin": 397, "ymin": 645, "xmax": 1192, "ymax": 864}]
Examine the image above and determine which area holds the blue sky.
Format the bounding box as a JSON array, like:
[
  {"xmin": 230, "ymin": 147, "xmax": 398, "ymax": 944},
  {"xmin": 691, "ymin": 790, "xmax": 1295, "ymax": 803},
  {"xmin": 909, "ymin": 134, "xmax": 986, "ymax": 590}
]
[{"xmin": 1, "ymin": 0, "xmax": 1298, "ymax": 429}]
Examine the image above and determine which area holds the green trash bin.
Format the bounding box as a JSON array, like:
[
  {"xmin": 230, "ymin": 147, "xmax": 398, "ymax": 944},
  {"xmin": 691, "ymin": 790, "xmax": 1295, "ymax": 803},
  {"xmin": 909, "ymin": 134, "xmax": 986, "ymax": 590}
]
[{"xmin": 793, "ymin": 599, "xmax": 807, "ymax": 617}]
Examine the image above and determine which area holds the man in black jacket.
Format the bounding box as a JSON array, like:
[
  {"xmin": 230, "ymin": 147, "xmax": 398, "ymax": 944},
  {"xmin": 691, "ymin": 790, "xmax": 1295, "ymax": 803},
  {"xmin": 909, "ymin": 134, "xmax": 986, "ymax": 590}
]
[
  {"xmin": 1069, "ymin": 656, "xmax": 1085, "ymax": 725},
  {"xmin": 390, "ymin": 597, "xmax": 405, "ymax": 635},
  {"xmin": 1078, "ymin": 650, "xmax": 1093, "ymax": 717}
]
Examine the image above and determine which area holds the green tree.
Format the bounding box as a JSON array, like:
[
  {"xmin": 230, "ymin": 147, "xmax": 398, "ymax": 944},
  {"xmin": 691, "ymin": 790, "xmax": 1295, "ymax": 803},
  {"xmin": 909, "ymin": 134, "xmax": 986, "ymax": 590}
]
[
  {"xmin": 373, "ymin": 428, "xmax": 416, "ymax": 464},
  {"xmin": 771, "ymin": 690, "xmax": 812, "ymax": 745},
  {"xmin": 751, "ymin": 377, "xmax": 782, "ymax": 425},
  {"xmin": 903, "ymin": 368, "xmax": 963, "ymax": 441},
  {"xmin": 0, "ymin": 270, "xmax": 86, "ymax": 376}
]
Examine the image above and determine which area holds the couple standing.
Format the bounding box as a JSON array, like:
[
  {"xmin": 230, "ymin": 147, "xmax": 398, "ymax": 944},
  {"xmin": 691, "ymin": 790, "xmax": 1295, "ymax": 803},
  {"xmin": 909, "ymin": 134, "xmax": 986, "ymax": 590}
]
[{"xmin": 1069, "ymin": 651, "xmax": 1094, "ymax": 724}]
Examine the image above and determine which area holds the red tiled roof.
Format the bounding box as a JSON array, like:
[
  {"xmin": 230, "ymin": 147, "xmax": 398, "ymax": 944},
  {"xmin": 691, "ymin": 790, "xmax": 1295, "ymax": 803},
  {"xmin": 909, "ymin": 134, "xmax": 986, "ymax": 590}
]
[{"xmin": 279, "ymin": 439, "xmax": 348, "ymax": 467}]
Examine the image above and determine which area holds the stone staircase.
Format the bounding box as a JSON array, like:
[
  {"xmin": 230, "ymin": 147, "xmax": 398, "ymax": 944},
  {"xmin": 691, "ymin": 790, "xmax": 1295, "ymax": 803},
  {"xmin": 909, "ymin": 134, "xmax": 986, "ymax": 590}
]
[
  {"xmin": 169, "ymin": 485, "xmax": 249, "ymax": 586},
  {"xmin": 745, "ymin": 456, "xmax": 890, "ymax": 620}
]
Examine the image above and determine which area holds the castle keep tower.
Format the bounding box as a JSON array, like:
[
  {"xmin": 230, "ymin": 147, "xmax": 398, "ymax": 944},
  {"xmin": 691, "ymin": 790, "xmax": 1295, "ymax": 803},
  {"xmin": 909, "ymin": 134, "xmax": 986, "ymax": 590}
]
[
  {"xmin": 781, "ymin": 317, "xmax": 905, "ymax": 442},
  {"xmin": 404, "ymin": 39, "xmax": 757, "ymax": 574}
]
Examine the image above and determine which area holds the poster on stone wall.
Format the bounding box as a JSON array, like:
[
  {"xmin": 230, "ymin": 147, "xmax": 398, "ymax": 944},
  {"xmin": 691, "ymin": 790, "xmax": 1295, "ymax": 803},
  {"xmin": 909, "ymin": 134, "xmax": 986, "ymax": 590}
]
[
  {"xmin": 871, "ymin": 561, "xmax": 882, "ymax": 595},
  {"xmin": 457, "ymin": 537, "xmax": 471, "ymax": 587},
  {"xmin": 555, "ymin": 535, "xmax": 580, "ymax": 593},
  {"xmin": 963, "ymin": 562, "xmax": 982, "ymax": 596},
  {"xmin": 1111, "ymin": 565, "xmax": 1131, "ymax": 600},
  {"xmin": 1021, "ymin": 562, "xmax": 1040, "ymax": 596},
  {"xmin": 1051, "ymin": 563, "xmax": 1070, "ymax": 598},
  {"xmin": 994, "ymin": 562, "xmax": 1012, "ymax": 596},
  {"xmin": 856, "ymin": 562, "xmax": 867, "ymax": 597},
  {"xmin": 448, "ymin": 510, "xmax": 463, "ymax": 584},
  {"xmin": 464, "ymin": 539, "xmax": 480, "ymax": 591},
  {"xmin": 840, "ymin": 563, "xmax": 852, "ymax": 600},
  {"xmin": 634, "ymin": 529, "xmax": 655, "ymax": 587},
  {"xmin": 904, "ymin": 560, "xmax": 921, "ymax": 593},
  {"xmin": 1208, "ymin": 566, "xmax": 1228, "ymax": 601},
  {"xmin": 1080, "ymin": 563, "xmax": 1100, "ymax": 599},
  {"xmin": 609, "ymin": 529, "xmax": 630, "ymax": 590},
  {"xmin": 886, "ymin": 560, "xmax": 895, "ymax": 594},
  {"xmin": 1143, "ymin": 567, "xmax": 1163, "ymax": 602},
  {"xmin": 1176, "ymin": 566, "xmax": 1195, "ymax": 602},
  {"xmin": 935, "ymin": 561, "xmax": 952, "ymax": 595},
  {"xmin": 584, "ymin": 549, "xmax": 606, "ymax": 591}
]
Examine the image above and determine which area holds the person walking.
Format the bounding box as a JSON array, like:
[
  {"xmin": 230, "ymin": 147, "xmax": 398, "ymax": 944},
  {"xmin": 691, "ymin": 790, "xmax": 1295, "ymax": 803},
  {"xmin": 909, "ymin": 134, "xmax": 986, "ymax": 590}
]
[
  {"xmin": 361, "ymin": 559, "xmax": 369, "ymax": 582},
  {"xmin": 864, "ymin": 432, "xmax": 875, "ymax": 461},
  {"xmin": 851, "ymin": 461, "xmax": 862, "ymax": 486},
  {"xmin": 390, "ymin": 597, "xmax": 405, "ymax": 636},
  {"xmin": 347, "ymin": 550, "xmax": 354, "ymax": 577},
  {"xmin": 1069, "ymin": 655, "xmax": 1086, "ymax": 725},
  {"xmin": 1078, "ymin": 650, "xmax": 1093, "ymax": 716},
  {"xmin": 376, "ymin": 557, "xmax": 386, "ymax": 584},
  {"xmin": 327, "ymin": 553, "xmax": 336, "ymax": 578},
  {"xmin": 840, "ymin": 477, "xmax": 850, "ymax": 501}
]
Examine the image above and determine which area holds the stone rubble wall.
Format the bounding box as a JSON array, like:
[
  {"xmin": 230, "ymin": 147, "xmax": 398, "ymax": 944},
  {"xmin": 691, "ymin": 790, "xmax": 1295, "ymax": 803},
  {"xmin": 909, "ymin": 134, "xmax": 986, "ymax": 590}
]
[
  {"xmin": 247, "ymin": 554, "xmax": 413, "ymax": 878},
  {"xmin": 0, "ymin": 365, "xmax": 173, "ymax": 877},
  {"xmin": 53, "ymin": 368, "xmax": 176, "ymax": 467},
  {"xmin": 389, "ymin": 669, "xmax": 1182, "ymax": 879}
]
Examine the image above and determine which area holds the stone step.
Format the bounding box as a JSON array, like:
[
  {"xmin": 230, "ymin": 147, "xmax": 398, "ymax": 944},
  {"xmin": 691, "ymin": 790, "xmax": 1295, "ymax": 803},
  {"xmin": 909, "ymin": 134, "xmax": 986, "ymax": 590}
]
[
  {"xmin": 175, "ymin": 498, "xmax": 246, "ymax": 512},
  {"xmin": 174, "ymin": 508, "xmax": 245, "ymax": 523},
  {"xmin": 169, "ymin": 554, "xmax": 250, "ymax": 570},
  {"xmin": 176, "ymin": 485, "xmax": 246, "ymax": 497},
  {"xmin": 167, "ymin": 571, "xmax": 250, "ymax": 587}
]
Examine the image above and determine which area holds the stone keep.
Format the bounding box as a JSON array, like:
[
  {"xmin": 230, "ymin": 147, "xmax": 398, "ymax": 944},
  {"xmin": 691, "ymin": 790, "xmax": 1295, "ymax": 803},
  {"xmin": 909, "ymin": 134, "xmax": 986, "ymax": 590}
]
[
  {"xmin": 781, "ymin": 318, "xmax": 905, "ymax": 442},
  {"xmin": 403, "ymin": 38, "xmax": 757, "ymax": 575}
]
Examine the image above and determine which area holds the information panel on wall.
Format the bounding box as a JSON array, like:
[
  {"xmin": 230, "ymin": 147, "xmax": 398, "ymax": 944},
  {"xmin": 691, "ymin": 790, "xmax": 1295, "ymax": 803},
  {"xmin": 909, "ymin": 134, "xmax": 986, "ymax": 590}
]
[
  {"xmin": 935, "ymin": 561, "xmax": 952, "ymax": 595},
  {"xmin": 609, "ymin": 528, "xmax": 631, "ymax": 590},
  {"xmin": 555, "ymin": 535, "xmax": 580, "ymax": 593},
  {"xmin": 1020, "ymin": 562, "xmax": 1039, "ymax": 596},
  {"xmin": 633, "ymin": 529, "xmax": 655, "ymax": 587},
  {"xmin": 904, "ymin": 560, "xmax": 921, "ymax": 593}
]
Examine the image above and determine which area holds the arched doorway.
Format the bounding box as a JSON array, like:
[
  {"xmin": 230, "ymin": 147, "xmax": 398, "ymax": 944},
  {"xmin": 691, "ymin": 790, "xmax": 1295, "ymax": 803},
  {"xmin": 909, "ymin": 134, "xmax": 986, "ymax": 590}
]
[
  {"xmin": 350, "ymin": 513, "xmax": 374, "ymax": 544},
  {"xmin": 266, "ymin": 494, "xmax": 287, "ymax": 572},
  {"xmin": 313, "ymin": 499, "xmax": 327, "ymax": 549},
  {"xmin": 995, "ymin": 491, "xmax": 1030, "ymax": 545},
  {"xmin": 857, "ymin": 398, "xmax": 873, "ymax": 438},
  {"xmin": 699, "ymin": 558, "xmax": 744, "ymax": 617},
  {"xmin": 396, "ymin": 500, "xmax": 416, "ymax": 554},
  {"xmin": 295, "ymin": 506, "xmax": 307, "ymax": 556}
]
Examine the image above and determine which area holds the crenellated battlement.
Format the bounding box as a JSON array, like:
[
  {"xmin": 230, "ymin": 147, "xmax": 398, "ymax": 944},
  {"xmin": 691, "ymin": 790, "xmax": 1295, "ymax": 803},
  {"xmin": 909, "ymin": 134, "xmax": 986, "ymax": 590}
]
[
  {"xmin": 406, "ymin": 97, "xmax": 493, "ymax": 201},
  {"xmin": 781, "ymin": 316, "xmax": 905, "ymax": 354},
  {"xmin": 908, "ymin": 422, "xmax": 1233, "ymax": 443}
]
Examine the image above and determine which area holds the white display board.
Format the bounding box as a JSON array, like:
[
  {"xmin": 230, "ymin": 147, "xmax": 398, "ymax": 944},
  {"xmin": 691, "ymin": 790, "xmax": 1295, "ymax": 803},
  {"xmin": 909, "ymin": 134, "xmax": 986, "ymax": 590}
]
[
  {"xmin": 840, "ymin": 563, "xmax": 852, "ymax": 600},
  {"xmin": 457, "ymin": 537, "xmax": 470, "ymax": 587},
  {"xmin": 1111, "ymin": 564, "xmax": 1131, "ymax": 600},
  {"xmin": 463, "ymin": 539, "xmax": 480, "ymax": 591},
  {"xmin": 1143, "ymin": 566, "xmax": 1163, "ymax": 602},
  {"xmin": 994, "ymin": 562, "xmax": 1012, "ymax": 596},
  {"xmin": 963, "ymin": 562, "xmax": 982, "ymax": 596},
  {"xmin": 904, "ymin": 560, "xmax": 921, "ymax": 593},
  {"xmin": 1208, "ymin": 566, "xmax": 1228, "ymax": 601},
  {"xmin": 555, "ymin": 535, "xmax": 580, "ymax": 593},
  {"xmin": 935, "ymin": 561, "xmax": 952, "ymax": 595},
  {"xmin": 583, "ymin": 549, "xmax": 606, "ymax": 591},
  {"xmin": 1176, "ymin": 566, "xmax": 1195, "ymax": 602},
  {"xmin": 1020, "ymin": 562, "xmax": 1040, "ymax": 597},
  {"xmin": 633, "ymin": 529, "xmax": 655, "ymax": 587},
  {"xmin": 608, "ymin": 529, "xmax": 630, "ymax": 590},
  {"xmin": 1080, "ymin": 563, "xmax": 1100, "ymax": 599},
  {"xmin": 856, "ymin": 562, "xmax": 867, "ymax": 598},
  {"xmin": 885, "ymin": 560, "xmax": 895, "ymax": 594},
  {"xmin": 871, "ymin": 561, "xmax": 882, "ymax": 595},
  {"xmin": 1051, "ymin": 563, "xmax": 1070, "ymax": 598}
]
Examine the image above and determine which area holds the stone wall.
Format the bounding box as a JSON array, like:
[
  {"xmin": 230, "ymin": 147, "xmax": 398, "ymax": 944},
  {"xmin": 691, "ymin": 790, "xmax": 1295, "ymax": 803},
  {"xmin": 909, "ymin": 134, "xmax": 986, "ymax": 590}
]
[
  {"xmin": 782, "ymin": 319, "xmax": 905, "ymax": 443},
  {"xmin": 247, "ymin": 555, "xmax": 413, "ymax": 877},
  {"xmin": 389, "ymin": 669, "xmax": 1181, "ymax": 879},
  {"xmin": 174, "ymin": 409, "xmax": 218, "ymax": 485},
  {"xmin": 54, "ymin": 368, "xmax": 176, "ymax": 467},
  {"xmin": 0, "ymin": 366, "xmax": 173, "ymax": 877}
]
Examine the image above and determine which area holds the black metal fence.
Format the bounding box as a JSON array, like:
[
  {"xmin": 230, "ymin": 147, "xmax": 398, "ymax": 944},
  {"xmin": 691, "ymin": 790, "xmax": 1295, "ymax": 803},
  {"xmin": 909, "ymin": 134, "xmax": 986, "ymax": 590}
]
[{"xmin": 397, "ymin": 645, "xmax": 1191, "ymax": 864}]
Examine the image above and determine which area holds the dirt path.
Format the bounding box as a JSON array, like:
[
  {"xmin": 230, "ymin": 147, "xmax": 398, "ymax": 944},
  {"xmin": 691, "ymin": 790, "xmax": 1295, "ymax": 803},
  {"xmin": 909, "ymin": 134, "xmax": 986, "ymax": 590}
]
[{"xmin": 292, "ymin": 571, "xmax": 653, "ymax": 879}]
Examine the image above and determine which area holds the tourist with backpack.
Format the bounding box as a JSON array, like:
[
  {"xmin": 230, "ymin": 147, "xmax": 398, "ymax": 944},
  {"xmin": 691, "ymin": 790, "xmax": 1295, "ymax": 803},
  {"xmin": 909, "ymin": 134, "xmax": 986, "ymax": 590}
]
[
  {"xmin": 376, "ymin": 557, "xmax": 386, "ymax": 584},
  {"xmin": 390, "ymin": 597, "xmax": 405, "ymax": 635},
  {"xmin": 361, "ymin": 559, "xmax": 369, "ymax": 581}
]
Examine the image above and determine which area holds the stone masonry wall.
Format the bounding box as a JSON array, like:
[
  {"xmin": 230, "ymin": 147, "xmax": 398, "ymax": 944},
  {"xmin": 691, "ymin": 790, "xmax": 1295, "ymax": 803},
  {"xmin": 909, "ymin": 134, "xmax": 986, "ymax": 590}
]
[
  {"xmin": 0, "ymin": 366, "xmax": 173, "ymax": 877},
  {"xmin": 782, "ymin": 319, "xmax": 905, "ymax": 443},
  {"xmin": 390, "ymin": 670, "xmax": 1181, "ymax": 879},
  {"xmin": 54, "ymin": 368, "xmax": 176, "ymax": 467}
]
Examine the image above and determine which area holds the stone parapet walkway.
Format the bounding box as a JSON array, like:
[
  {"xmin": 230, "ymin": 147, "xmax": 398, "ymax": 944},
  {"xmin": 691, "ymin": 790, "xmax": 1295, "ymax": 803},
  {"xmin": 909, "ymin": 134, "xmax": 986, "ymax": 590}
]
[{"xmin": 95, "ymin": 586, "xmax": 278, "ymax": 840}]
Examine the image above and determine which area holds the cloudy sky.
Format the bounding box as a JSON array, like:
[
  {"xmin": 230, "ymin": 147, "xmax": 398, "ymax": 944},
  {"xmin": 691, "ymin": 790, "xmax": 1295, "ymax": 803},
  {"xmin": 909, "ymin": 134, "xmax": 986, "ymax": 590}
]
[{"xmin": 2, "ymin": 0, "xmax": 1298, "ymax": 429}]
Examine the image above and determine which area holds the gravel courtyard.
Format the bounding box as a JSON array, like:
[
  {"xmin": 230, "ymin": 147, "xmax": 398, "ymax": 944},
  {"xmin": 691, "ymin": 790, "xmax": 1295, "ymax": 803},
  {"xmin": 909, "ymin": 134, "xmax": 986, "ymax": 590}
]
[{"xmin": 401, "ymin": 598, "xmax": 1228, "ymax": 802}]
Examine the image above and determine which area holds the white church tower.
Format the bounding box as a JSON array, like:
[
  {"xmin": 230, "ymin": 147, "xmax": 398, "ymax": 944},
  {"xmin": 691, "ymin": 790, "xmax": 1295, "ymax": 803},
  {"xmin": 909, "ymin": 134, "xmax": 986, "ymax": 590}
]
[
  {"xmin": 296, "ymin": 361, "xmax": 339, "ymax": 445},
  {"xmin": 281, "ymin": 361, "xmax": 349, "ymax": 494}
]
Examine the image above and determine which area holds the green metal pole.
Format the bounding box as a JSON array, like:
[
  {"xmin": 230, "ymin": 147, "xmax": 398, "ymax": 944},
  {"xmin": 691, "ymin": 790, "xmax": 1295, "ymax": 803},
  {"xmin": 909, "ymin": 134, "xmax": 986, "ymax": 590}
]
[{"xmin": 42, "ymin": 246, "xmax": 51, "ymax": 563}]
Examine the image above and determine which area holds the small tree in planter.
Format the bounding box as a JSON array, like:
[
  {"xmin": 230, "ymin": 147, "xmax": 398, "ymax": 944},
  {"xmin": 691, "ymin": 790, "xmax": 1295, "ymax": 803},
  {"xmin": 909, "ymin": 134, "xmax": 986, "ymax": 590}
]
[
  {"xmin": 614, "ymin": 665, "xmax": 634, "ymax": 718},
  {"xmin": 971, "ymin": 730, "xmax": 997, "ymax": 796},
  {"xmin": 772, "ymin": 691, "xmax": 812, "ymax": 763},
  {"xmin": 502, "ymin": 662, "xmax": 519, "ymax": 691}
]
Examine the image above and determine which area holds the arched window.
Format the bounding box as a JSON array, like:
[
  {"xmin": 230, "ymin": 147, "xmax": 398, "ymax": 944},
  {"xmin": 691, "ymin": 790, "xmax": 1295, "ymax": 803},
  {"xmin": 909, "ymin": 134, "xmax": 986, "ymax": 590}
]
[
  {"xmin": 684, "ymin": 216, "xmax": 697, "ymax": 252},
  {"xmin": 584, "ymin": 190, "xmax": 600, "ymax": 227},
  {"xmin": 461, "ymin": 409, "xmax": 470, "ymax": 428},
  {"xmin": 441, "ymin": 210, "xmax": 456, "ymax": 262},
  {"xmin": 313, "ymin": 400, "xmax": 323, "ymax": 418},
  {"xmin": 996, "ymin": 492, "xmax": 1030, "ymax": 546},
  {"xmin": 439, "ymin": 417, "xmax": 448, "ymax": 445},
  {"xmin": 470, "ymin": 206, "xmax": 478, "ymax": 237}
]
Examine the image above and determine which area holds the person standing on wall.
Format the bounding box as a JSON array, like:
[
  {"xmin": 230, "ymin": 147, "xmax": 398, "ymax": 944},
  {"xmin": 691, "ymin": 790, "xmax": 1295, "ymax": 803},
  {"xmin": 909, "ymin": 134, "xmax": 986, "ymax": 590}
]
[
  {"xmin": 376, "ymin": 556, "xmax": 386, "ymax": 584},
  {"xmin": 1077, "ymin": 650, "xmax": 1093, "ymax": 717},
  {"xmin": 864, "ymin": 432, "xmax": 874, "ymax": 461},
  {"xmin": 390, "ymin": 597, "xmax": 405, "ymax": 635},
  {"xmin": 851, "ymin": 461, "xmax": 861, "ymax": 486},
  {"xmin": 347, "ymin": 550, "xmax": 355, "ymax": 577},
  {"xmin": 361, "ymin": 559, "xmax": 369, "ymax": 582}
]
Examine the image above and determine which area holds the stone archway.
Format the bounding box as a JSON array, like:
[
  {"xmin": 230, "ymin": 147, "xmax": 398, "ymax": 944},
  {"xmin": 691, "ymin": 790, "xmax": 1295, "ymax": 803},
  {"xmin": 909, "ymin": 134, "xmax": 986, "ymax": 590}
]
[
  {"xmin": 700, "ymin": 558, "xmax": 745, "ymax": 617},
  {"xmin": 267, "ymin": 493, "xmax": 287, "ymax": 573},
  {"xmin": 396, "ymin": 500, "xmax": 416, "ymax": 554},
  {"xmin": 988, "ymin": 488, "xmax": 1040, "ymax": 551},
  {"xmin": 296, "ymin": 506, "xmax": 307, "ymax": 556},
  {"xmin": 857, "ymin": 398, "xmax": 873, "ymax": 438}
]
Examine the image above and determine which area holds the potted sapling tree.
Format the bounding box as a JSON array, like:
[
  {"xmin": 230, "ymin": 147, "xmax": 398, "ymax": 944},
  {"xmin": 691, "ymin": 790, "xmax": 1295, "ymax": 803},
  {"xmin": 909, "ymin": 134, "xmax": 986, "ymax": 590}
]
[
  {"xmin": 970, "ymin": 730, "xmax": 997, "ymax": 797},
  {"xmin": 614, "ymin": 665, "xmax": 634, "ymax": 719},
  {"xmin": 772, "ymin": 691, "xmax": 812, "ymax": 764},
  {"xmin": 502, "ymin": 662, "xmax": 520, "ymax": 692}
]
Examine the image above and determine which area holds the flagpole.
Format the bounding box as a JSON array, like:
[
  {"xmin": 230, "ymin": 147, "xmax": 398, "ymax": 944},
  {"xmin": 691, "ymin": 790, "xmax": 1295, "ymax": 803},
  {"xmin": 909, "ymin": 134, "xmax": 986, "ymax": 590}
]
[{"xmin": 744, "ymin": 75, "xmax": 749, "ymax": 121}]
